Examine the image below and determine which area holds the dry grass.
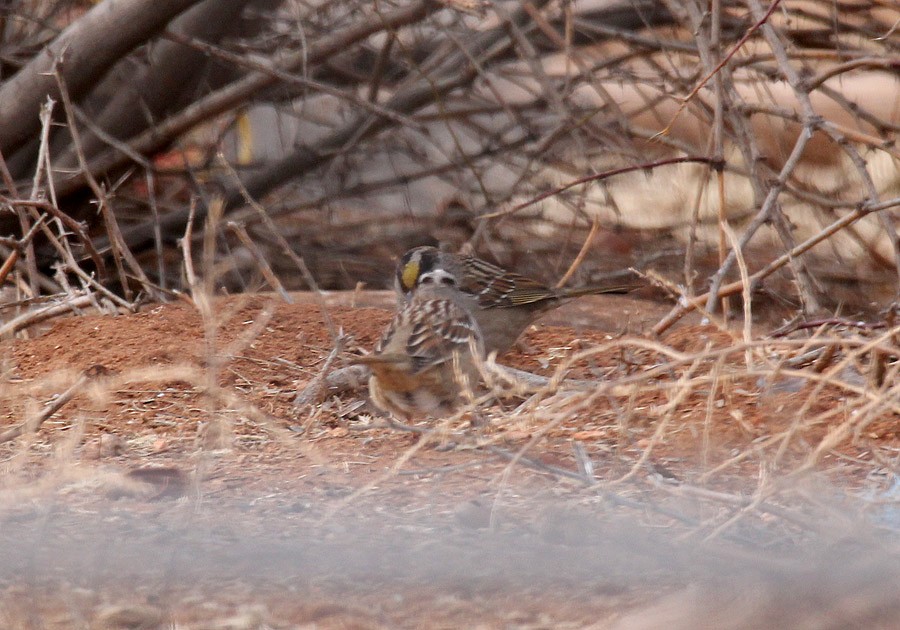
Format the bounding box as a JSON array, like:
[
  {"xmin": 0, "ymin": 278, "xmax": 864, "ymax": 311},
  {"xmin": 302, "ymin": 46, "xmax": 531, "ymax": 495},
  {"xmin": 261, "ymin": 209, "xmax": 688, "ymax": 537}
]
[
  {"xmin": 1, "ymin": 280, "xmax": 899, "ymax": 627},
  {"xmin": 1, "ymin": 1, "xmax": 900, "ymax": 627}
]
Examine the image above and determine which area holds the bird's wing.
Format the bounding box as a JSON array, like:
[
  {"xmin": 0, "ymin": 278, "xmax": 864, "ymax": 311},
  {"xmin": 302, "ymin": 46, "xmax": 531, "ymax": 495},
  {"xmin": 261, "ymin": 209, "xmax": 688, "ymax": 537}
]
[{"xmin": 460, "ymin": 256, "xmax": 558, "ymax": 308}]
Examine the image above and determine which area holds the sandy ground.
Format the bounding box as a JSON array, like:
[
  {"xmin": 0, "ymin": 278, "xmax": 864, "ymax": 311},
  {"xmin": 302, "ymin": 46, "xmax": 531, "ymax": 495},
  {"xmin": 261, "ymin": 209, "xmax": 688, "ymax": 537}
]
[{"xmin": 1, "ymin": 292, "xmax": 899, "ymax": 629}]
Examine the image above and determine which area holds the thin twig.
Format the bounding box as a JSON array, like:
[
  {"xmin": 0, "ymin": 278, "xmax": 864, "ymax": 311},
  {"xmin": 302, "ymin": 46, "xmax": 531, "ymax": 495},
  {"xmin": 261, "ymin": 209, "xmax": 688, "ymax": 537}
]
[
  {"xmin": 293, "ymin": 336, "xmax": 349, "ymax": 408},
  {"xmin": 53, "ymin": 1, "xmax": 438, "ymax": 200},
  {"xmin": 0, "ymin": 214, "xmax": 46, "ymax": 287},
  {"xmin": 226, "ymin": 221, "xmax": 293, "ymax": 304},
  {"xmin": 0, "ymin": 368, "xmax": 102, "ymax": 444},
  {"xmin": 555, "ymin": 217, "xmax": 600, "ymax": 289},
  {"xmin": 654, "ymin": 196, "xmax": 900, "ymax": 335},
  {"xmin": 162, "ymin": 30, "xmax": 424, "ymax": 130},
  {"xmin": 481, "ymin": 156, "xmax": 715, "ymax": 220},
  {"xmin": 654, "ymin": 0, "xmax": 783, "ymax": 138},
  {"xmin": 53, "ymin": 65, "xmax": 149, "ymax": 301},
  {"xmin": 217, "ymin": 155, "xmax": 338, "ymax": 339}
]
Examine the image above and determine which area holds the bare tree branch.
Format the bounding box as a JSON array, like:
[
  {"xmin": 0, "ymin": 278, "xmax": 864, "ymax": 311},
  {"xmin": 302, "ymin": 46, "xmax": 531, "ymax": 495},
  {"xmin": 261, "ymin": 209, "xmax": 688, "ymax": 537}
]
[
  {"xmin": 0, "ymin": 0, "xmax": 206, "ymax": 156},
  {"xmin": 55, "ymin": 0, "xmax": 263, "ymax": 169}
]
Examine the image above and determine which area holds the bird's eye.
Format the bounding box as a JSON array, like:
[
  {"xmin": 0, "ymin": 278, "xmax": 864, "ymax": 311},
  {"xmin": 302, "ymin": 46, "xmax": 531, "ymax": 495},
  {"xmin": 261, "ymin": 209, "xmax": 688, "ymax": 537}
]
[{"xmin": 440, "ymin": 276, "xmax": 454, "ymax": 286}]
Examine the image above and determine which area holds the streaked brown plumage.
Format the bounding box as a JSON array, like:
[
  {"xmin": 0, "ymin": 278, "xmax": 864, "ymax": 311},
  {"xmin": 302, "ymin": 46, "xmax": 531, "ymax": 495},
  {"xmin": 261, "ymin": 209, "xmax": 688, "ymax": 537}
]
[
  {"xmin": 356, "ymin": 269, "xmax": 483, "ymax": 420},
  {"xmin": 395, "ymin": 246, "xmax": 632, "ymax": 355}
]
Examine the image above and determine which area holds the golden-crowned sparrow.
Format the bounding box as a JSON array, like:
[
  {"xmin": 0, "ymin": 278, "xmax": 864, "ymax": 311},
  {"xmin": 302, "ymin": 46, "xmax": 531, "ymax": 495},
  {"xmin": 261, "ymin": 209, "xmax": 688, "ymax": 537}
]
[
  {"xmin": 395, "ymin": 245, "xmax": 632, "ymax": 355},
  {"xmin": 356, "ymin": 269, "xmax": 484, "ymax": 420}
]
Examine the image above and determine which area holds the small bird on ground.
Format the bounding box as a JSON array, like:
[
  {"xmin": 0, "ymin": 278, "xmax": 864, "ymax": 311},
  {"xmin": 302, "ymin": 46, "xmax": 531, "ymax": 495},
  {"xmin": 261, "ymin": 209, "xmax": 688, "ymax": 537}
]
[
  {"xmin": 395, "ymin": 246, "xmax": 633, "ymax": 355},
  {"xmin": 355, "ymin": 269, "xmax": 484, "ymax": 421}
]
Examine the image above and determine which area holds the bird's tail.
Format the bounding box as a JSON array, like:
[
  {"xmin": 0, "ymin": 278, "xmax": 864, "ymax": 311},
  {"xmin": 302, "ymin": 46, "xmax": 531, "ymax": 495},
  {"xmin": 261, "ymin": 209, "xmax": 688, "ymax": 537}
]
[
  {"xmin": 560, "ymin": 283, "xmax": 639, "ymax": 298},
  {"xmin": 348, "ymin": 353, "xmax": 409, "ymax": 366}
]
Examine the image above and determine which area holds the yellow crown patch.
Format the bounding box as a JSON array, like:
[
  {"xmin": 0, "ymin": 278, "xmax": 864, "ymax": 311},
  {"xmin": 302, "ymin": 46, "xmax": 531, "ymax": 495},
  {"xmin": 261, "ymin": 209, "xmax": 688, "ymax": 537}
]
[{"xmin": 401, "ymin": 260, "xmax": 420, "ymax": 291}]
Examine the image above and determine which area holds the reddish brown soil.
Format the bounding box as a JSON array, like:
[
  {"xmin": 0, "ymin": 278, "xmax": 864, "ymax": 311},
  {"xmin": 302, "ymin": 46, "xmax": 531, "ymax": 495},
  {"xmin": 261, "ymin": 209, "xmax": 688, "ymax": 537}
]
[{"xmin": 1, "ymin": 293, "xmax": 898, "ymax": 629}]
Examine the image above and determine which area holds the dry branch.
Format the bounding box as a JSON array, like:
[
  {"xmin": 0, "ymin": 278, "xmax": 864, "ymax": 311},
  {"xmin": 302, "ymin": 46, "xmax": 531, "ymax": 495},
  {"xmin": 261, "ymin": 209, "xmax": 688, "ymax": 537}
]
[
  {"xmin": 0, "ymin": 293, "xmax": 96, "ymax": 337},
  {"xmin": 0, "ymin": 214, "xmax": 46, "ymax": 287},
  {"xmin": 52, "ymin": 0, "xmax": 438, "ymax": 201},
  {"xmin": 653, "ymin": 196, "xmax": 900, "ymax": 335},
  {"xmin": 0, "ymin": 0, "xmax": 895, "ymax": 322},
  {"xmin": 0, "ymin": 367, "xmax": 104, "ymax": 445},
  {"xmin": 0, "ymin": 0, "xmax": 205, "ymax": 156},
  {"xmin": 55, "ymin": 0, "xmax": 260, "ymax": 169},
  {"xmin": 111, "ymin": 0, "xmax": 552, "ymax": 252}
]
